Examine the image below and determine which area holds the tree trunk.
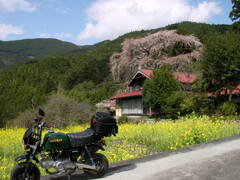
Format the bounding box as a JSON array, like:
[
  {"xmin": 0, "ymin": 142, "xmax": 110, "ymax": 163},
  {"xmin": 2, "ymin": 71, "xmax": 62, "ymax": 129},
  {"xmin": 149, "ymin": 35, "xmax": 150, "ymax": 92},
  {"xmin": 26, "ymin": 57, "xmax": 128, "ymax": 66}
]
[
  {"xmin": 228, "ymin": 91, "xmax": 232, "ymax": 102},
  {"xmin": 149, "ymin": 107, "xmax": 152, "ymax": 116}
]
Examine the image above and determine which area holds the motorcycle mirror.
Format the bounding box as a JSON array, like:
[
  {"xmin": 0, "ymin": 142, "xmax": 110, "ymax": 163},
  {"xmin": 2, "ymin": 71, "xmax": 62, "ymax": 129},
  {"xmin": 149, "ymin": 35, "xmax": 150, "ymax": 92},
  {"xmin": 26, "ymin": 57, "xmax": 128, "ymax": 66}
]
[
  {"xmin": 38, "ymin": 108, "xmax": 45, "ymax": 117},
  {"xmin": 31, "ymin": 99, "xmax": 35, "ymax": 106}
]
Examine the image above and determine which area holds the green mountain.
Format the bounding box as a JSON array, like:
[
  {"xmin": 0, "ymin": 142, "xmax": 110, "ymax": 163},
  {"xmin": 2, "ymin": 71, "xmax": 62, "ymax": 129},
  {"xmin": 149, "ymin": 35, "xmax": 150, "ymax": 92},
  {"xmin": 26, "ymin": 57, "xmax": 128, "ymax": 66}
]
[
  {"xmin": 0, "ymin": 21, "xmax": 233, "ymax": 127},
  {"xmin": 0, "ymin": 38, "xmax": 79, "ymax": 69}
]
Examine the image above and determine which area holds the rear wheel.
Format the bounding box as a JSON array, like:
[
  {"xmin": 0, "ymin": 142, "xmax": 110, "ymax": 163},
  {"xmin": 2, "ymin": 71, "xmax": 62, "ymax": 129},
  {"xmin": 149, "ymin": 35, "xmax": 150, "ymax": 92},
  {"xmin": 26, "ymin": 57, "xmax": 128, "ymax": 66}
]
[
  {"xmin": 83, "ymin": 153, "xmax": 109, "ymax": 178},
  {"xmin": 10, "ymin": 162, "xmax": 40, "ymax": 180}
]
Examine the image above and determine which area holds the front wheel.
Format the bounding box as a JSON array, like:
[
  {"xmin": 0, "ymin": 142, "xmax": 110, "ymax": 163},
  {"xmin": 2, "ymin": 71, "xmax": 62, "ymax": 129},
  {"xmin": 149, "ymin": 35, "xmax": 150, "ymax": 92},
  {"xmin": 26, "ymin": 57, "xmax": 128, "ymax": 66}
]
[
  {"xmin": 10, "ymin": 162, "xmax": 40, "ymax": 180},
  {"xmin": 83, "ymin": 153, "xmax": 109, "ymax": 178}
]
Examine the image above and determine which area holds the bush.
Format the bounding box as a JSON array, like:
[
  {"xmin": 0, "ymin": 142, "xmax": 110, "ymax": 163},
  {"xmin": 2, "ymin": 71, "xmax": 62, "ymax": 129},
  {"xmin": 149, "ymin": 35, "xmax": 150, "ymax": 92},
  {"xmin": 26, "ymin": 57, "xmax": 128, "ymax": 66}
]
[
  {"xmin": 180, "ymin": 95, "xmax": 199, "ymax": 114},
  {"xmin": 117, "ymin": 115, "xmax": 129, "ymax": 124},
  {"xmin": 163, "ymin": 91, "xmax": 187, "ymax": 119},
  {"xmin": 220, "ymin": 101, "xmax": 237, "ymax": 115},
  {"xmin": 6, "ymin": 109, "xmax": 35, "ymax": 128},
  {"xmin": 43, "ymin": 94, "xmax": 95, "ymax": 127},
  {"xmin": 8, "ymin": 94, "xmax": 96, "ymax": 128},
  {"xmin": 199, "ymin": 103, "xmax": 215, "ymax": 115}
]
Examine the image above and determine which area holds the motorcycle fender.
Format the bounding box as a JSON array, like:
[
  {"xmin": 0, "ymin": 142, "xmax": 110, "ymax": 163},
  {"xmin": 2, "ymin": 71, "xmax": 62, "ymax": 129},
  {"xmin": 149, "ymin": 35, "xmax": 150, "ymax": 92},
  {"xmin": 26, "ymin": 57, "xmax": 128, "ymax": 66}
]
[
  {"xmin": 88, "ymin": 144, "xmax": 105, "ymax": 153},
  {"xmin": 15, "ymin": 154, "xmax": 39, "ymax": 163}
]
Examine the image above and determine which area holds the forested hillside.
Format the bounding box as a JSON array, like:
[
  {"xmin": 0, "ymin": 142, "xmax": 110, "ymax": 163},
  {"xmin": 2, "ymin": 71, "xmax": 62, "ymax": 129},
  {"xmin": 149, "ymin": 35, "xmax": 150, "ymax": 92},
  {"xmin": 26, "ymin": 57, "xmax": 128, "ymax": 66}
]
[
  {"xmin": 0, "ymin": 38, "xmax": 79, "ymax": 69},
  {"xmin": 0, "ymin": 22, "xmax": 233, "ymax": 127}
]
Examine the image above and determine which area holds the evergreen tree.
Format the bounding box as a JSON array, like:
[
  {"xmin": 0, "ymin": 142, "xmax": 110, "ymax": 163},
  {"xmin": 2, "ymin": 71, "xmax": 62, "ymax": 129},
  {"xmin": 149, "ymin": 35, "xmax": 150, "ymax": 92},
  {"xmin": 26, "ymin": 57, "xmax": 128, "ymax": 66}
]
[
  {"xmin": 202, "ymin": 32, "xmax": 240, "ymax": 101},
  {"xmin": 230, "ymin": 0, "xmax": 240, "ymax": 22},
  {"xmin": 143, "ymin": 65, "xmax": 179, "ymax": 114}
]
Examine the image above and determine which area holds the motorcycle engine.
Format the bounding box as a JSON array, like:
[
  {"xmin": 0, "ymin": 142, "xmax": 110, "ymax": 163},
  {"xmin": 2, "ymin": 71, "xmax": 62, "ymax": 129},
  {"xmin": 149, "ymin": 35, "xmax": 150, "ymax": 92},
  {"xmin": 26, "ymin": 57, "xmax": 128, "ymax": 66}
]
[{"xmin": 40, "ymin": 158, "xmax": 76, "ymax": 174}]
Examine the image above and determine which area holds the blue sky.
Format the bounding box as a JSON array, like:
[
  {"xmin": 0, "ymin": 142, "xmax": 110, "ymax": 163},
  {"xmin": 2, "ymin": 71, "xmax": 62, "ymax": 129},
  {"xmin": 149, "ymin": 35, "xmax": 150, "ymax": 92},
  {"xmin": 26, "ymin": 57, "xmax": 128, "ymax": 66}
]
[{"xmin": 0, "ymin": 0, "xmax": 233, "ymax": 45}]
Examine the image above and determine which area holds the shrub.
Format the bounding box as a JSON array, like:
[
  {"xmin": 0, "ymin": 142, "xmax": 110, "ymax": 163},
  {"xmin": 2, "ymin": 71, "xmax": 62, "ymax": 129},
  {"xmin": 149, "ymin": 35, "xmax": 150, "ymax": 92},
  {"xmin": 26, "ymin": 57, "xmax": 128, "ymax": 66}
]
[
  {"xmin": 43, "ymin": 94, "xmax": 95, "ymax": 127},
  {"xmin": 6, "ymin": 109, "xmax": 35, "ymax": 128},
  {"xmin": 117, "ymin": 115, "xmax": 129, "ymax": 124},
  {"xmin": 7, "ymin": 94, "xmax": 96, "ymax": 128},
  {"xmin": 180, "ymin": 95, "xmax": 199, "ymax": 114},
  {"xmin": 163, "ymin": 91, "xmax": 187, "ymax": 119},
  {"xmin": 220, "ymin": 101, "xmax": 237, "ymax": 115}
]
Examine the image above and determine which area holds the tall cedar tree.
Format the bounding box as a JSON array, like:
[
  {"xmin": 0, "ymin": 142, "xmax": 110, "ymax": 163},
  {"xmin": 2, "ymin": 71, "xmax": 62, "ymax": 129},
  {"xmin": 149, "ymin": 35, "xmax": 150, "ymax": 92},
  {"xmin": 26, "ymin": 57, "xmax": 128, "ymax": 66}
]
[
  {"xmin": 230, "ymin": 0, "xmax": 240, "ymax": 31},
  {"xmin": 202, "ymin": 32, "xmax": 240, "ymax": 101}
]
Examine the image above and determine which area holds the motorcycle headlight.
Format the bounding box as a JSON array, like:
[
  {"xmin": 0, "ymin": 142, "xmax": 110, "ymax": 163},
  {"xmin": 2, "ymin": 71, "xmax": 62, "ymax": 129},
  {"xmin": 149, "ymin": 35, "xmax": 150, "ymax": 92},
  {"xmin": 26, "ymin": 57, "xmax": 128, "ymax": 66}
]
[{"xmin": 22, "ymin": 140, "xmax": 30, "ymax": 150}]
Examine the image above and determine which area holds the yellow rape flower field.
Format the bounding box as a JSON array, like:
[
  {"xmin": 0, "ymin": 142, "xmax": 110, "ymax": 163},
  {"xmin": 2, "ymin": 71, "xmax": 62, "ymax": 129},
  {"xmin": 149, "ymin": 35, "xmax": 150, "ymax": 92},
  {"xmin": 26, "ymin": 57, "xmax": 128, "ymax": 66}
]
[{"xmin": 1, "ymin": 115, "xmax": 240, "ymax": 179}]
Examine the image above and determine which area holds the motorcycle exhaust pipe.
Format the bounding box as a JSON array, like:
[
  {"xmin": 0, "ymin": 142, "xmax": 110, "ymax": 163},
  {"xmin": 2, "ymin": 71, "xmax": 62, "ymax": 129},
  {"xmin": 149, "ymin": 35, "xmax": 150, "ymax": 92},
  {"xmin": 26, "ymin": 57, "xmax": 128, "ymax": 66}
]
[{"xmin": 75, "ymin": 162, "xmax": 97, "ymax": 170}]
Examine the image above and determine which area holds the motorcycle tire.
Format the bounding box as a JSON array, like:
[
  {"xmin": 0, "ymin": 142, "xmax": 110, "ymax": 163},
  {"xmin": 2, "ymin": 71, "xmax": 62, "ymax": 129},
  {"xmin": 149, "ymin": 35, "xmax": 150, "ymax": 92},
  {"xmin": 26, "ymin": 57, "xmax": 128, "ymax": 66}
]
[
  {"xmin": 83, "ymin": 153, "xmax": 109, "ymax": 178},
  {"xmin": 10, "ymin": 162, "xmax": 40, "ymax": 180}
]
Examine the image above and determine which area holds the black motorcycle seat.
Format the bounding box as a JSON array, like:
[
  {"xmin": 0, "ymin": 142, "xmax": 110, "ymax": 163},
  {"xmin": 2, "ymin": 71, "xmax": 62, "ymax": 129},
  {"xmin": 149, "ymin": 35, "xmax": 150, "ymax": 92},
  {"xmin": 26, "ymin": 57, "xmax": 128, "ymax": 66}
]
[{"xmin": 67, "ymin": 128, "xmax": 95, "ymax": 147}]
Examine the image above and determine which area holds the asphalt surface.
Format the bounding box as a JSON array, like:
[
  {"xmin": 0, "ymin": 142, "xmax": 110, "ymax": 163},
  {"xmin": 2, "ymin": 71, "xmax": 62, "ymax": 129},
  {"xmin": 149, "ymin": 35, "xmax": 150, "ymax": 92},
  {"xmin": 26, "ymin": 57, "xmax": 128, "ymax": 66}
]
[{"xmin": 42, "ymin": 135, "xmax": 240, "ymax": 180}]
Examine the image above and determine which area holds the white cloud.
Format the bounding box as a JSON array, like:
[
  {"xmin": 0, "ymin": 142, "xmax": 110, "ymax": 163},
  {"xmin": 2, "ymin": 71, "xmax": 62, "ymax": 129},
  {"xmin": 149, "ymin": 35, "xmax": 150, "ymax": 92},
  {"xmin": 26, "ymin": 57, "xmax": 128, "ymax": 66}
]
[
  {"xmin": 190, "ymin": 1, "xmax": 221, "ymax": 22},
  {"xmin": 0, "ymin": 0, "xmax": 36, "ymax": 13},
  {"xmin": 37, "ymin": 33, "xmax": 51, "ymax": 38},
  {"xmin": 38, "ymin": 33, "xmax": 72, "ymax": 39},
  {"xmin": 55, "ymin": 7, "xmax": 72, "ymax": 15},
  {"xmin": 44, "ymin": 0, "xmax": 71, "ymax": 15},
  {"xmin": 77, "ymin": 0, "xmax": 221, "ymax": 42},
  {"xmin": 0, "ymin": 24, "xmax": 23, "ymax": 39}
]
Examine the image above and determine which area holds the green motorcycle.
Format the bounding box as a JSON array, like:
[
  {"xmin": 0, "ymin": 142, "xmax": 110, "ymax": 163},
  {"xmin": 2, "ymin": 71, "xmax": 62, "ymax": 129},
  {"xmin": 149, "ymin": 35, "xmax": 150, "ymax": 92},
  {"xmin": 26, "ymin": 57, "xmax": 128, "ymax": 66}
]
[{"xmin": 10, "ymin": 102, "xmax": 118, "ymax": 180}]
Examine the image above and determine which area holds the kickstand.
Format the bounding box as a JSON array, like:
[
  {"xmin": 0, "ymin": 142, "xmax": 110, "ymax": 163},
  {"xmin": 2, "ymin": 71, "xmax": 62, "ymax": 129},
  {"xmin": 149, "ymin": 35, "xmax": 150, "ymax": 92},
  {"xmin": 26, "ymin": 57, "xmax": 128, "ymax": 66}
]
[{"xmin": 67, "ymin": 173, "xmax": 71, "ymax": 180}]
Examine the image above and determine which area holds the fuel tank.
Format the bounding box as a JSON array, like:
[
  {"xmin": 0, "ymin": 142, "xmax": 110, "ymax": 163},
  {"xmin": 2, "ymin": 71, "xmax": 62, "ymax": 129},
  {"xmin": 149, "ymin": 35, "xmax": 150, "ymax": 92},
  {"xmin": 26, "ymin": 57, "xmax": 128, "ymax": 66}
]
[{"xmin": 43, "ymin": 131, "xmax": 71, "ymax": 151}]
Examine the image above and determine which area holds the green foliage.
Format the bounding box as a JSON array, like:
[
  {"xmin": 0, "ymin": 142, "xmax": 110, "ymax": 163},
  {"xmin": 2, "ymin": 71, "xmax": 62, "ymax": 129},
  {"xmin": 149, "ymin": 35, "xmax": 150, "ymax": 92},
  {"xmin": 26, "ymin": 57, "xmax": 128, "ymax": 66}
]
[
  {"xmin": 0, "ymin": 49, "xmax": 113, "ymax": 127},
  {"xmin": 180, "ymin": 95, "xmax": 199, "ymax": 114},
  {"xmin": 230, "ymin": 0, "xmax": 240, "ymax": 31},
  {"xmin": 0, "ymin": 38, "xmax": 79, "ymax": 69},
  {"xmin": 165, "ymin": 21, "xmax": 231, "ymax": 41},
  {"xmin": 163, "ymin": 91, "xmax": 187, "ymax": 118},
  {"xmin": 117, "ymin": 115, "xmax": 129, "ymax": 124},
  {"xmin": 66, "ymin": 80, "xmax": 119, "ymax": 104},
  {"xmin": 232, "ymin": 21, "xmax": 240, "ymax": 32},
  {"xmin": 220, "ymin": 101, "xmax": 237, "ymax": 115},
  {"xmin": 201, "ymin": 32, "xmax": 240, "ymax": 94},
  {"xmin": 120, "ymin": 22, "xmax": 231, "ymax": 43},
  {"xmin": 0, "ymin": 22, "xmax": 235, "ymax": 127},
  {"xmin": 162, "ymin": 41, "xmax": 196, "ymax": 57},
  {"xmin": 0, "ymin": 29, "xmax": 125, "ymax": 127},
  {"xmin": 183, "ymin": 61, "xmax": 202, "ymax": 74},
  {"xmin": 191, "ymin": 75, "xmax": 207, "ymax": 92},
  {"xmin": 143, "ymin": 65, "xmax": 180, "ymax": 111},
  {"xmin": 162, "ymin": 92, "xmax": 203, "ymax": 118},
  {"xmin": 62, "ymin": 54, "xmax": 110, "ymax": 89},
  {"xmin": 229, "ymin": 0, "xmax": 240, "ymax": 22}
]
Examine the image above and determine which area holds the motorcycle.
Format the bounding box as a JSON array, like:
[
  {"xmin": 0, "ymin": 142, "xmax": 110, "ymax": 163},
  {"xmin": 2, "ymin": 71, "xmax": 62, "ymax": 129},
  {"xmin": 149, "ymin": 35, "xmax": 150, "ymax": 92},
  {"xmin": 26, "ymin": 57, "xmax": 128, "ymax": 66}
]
[{"xmin": 10, "ymin": 102, "xmax": 118, "ymax": 180}]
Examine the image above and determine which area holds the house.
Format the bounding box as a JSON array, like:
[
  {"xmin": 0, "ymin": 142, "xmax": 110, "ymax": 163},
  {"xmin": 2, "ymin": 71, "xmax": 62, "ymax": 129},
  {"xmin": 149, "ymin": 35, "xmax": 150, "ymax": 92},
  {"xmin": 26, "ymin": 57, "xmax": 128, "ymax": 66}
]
[
  {"xmin": 208, "ymin": 86, "xmax": 240, "ymax": 103},
  {"xmin": 111, "ymin": 69, "xmax": 196, "ymax": 117}
]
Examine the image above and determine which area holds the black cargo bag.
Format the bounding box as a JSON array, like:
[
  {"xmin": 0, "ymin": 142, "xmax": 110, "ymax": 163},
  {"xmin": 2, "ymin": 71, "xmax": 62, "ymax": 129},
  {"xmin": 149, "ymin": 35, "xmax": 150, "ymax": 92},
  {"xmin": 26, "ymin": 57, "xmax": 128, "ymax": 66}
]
[{"xmin": 91, "ymin": 112, "xmax": 118, "ymax": 137}]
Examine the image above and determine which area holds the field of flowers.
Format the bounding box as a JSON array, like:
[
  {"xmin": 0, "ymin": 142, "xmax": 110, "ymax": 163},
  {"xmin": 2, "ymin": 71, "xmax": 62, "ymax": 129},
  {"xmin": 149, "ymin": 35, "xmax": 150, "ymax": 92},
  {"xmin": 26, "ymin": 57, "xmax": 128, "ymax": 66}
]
[{"xmin": 1, "ymin": 115, "xmax": 240, "ymax": 179}]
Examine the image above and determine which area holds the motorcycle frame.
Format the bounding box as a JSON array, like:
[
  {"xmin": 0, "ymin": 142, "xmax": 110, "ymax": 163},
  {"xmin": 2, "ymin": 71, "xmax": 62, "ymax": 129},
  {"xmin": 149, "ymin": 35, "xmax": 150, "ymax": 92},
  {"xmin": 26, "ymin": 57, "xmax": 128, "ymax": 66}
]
[{"xmin": 14, "ymin": 120, "xmax": 104, "ymax": 177}]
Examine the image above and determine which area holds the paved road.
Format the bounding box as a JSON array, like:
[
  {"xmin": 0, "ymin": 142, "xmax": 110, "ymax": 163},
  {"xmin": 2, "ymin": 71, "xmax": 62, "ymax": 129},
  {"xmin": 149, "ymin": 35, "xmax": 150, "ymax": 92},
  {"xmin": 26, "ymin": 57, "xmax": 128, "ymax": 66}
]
[{"xmin": 42, "ymin": 135, "xmax": 240, "ymax": 180}]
